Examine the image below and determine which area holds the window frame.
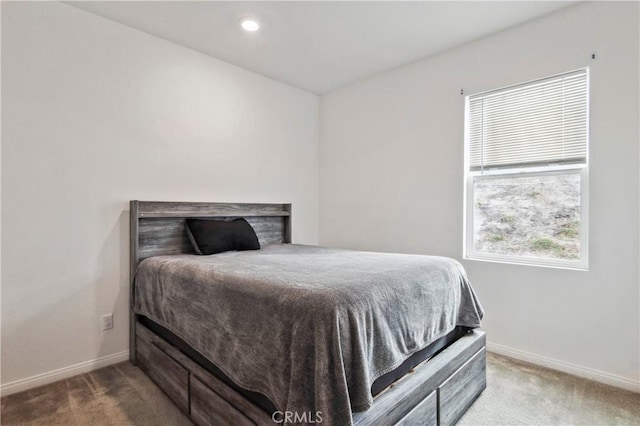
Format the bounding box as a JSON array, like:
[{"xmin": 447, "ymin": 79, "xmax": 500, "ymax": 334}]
[{"xmin": 463, "ymin": 70, "xmax": 590, "ymax": 271}]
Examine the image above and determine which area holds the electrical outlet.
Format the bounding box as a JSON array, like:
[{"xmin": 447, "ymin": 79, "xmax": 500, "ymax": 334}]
[{"xmin": 102, "ymin": 313, "xmax": 113, "ymax": 331}]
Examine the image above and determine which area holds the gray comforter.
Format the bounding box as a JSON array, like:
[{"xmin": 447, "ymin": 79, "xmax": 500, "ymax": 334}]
[{"xmin": 134, "ymin": 244, "xmax": 483, "ymax": 425}]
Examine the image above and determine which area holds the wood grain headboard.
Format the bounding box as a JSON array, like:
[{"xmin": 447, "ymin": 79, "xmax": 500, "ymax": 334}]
[
  {"xmin": 130, "ymin": 201, "xmax": 292, "ymax": 263},
  {"xmin": 129, "ymin": 200, "xmax": 291, "ymax": 362}
]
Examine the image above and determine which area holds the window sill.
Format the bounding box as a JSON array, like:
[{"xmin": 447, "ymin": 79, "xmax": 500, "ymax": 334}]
[{"xmin": 464, "ymin": 253, "xmax": 589, "ymax": 271}]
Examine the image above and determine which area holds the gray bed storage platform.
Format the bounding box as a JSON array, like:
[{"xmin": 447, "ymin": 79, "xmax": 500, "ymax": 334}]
[{"xmin": 129, "ymin": 201, "xmax": 486, "ymax": 425}]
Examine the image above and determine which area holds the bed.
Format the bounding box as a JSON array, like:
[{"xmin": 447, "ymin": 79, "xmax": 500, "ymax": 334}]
[{"xmin": 129, "ymin": 201, "xmax": 486, "ymax": 425}]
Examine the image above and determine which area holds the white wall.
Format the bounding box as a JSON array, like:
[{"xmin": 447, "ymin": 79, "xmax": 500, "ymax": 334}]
[
  {"xmin": 1, "ymin": 1, "xmax": 319, "ymax": 390},
  {"xmin": 320, "ymin": 2, "xmax": 639, "ymax": 390}
]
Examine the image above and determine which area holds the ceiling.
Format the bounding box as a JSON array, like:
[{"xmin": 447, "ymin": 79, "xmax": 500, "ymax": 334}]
[{"xmin": 67, "ymin": 1, "xmax": 577, "ymax": 94}]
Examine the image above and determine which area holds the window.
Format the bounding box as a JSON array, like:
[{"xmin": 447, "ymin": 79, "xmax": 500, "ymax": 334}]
[{"xmin": 464, "ymin": 69, "xmax": 589, "ymax": 269}]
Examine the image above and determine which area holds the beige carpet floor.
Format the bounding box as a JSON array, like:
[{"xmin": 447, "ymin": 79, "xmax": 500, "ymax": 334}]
[
  {"xmin": 1, "ymin": 362, "xmax": 190, "ymax": 426},
  {"xmin": 459, "ymin": 353, "xmax": 639, "ymax": 426},
  {"xmin": 2, "ymin": 352, "xmax": 638, "ymax": 425}
]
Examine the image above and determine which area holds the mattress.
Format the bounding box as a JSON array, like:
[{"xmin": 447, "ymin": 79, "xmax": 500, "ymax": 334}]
[{"xmin": 133, "ymin": 244, "xmax": 483, "ymax": 425}]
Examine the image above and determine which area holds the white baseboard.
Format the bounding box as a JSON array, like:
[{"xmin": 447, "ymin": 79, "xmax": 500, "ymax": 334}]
[
  {"xmin": 1, "ymin": 350, "xmax": 130, "ymax": 397},
  {"xmin": 2, "ymin": 344, "xmax": 637, "ymax": 397},
  {"xmin": 487, "ymin": 342, "xmax": 640, "ymax": 393}
]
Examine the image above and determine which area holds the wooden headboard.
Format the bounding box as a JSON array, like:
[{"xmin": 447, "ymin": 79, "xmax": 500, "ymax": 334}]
[
  {"xmin": 130, "ymin": 201, "xmax": 292, "ymax": 263},
  {"xmin": 129, "ymin": 200, "xmax": 291, "ymax": 362}
]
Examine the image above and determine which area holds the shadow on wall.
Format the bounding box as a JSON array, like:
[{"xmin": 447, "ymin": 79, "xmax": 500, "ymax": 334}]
[
  {"xmin": 97, "ymin": 207, "xmax": 130, "ymax": 361},
  {"xmin": 1, "ymin": 206, "xmax": 131, "ymax": 388}
]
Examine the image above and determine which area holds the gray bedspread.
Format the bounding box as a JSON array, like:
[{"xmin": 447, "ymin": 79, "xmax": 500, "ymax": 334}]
[{"xmin": 134, "ymin": 244, "xmax": 483, "ymax": 425}]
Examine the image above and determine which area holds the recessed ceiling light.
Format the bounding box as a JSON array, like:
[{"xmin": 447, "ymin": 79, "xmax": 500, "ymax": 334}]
[{"xmin": 241, "ymin": 19, "xmax": 260, "ymax": 32}]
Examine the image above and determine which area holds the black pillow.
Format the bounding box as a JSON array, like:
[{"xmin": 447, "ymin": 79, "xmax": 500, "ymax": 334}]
[{"xmin": 186, "ymin": 218, "xmax": 260, "ymax": 255}]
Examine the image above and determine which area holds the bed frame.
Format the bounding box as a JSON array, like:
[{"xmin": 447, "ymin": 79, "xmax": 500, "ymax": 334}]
[{"xmin": 130, "ymin": 200, "xmax": 486, "ymax": 426}]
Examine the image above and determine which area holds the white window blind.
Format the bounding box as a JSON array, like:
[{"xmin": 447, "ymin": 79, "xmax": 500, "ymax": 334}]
[{"xmin": 468, "ymin": 69, "xmax": 588, "ymax": 171}]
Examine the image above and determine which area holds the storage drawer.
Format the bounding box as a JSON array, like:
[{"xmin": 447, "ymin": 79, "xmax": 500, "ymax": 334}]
[
  {"xmin": 395, "ymin": 390, "xmax": 437, "ymax": 426},
  {"xmin": 136, "ymin": 336, "xmax": 189, "ymax": 414},
  {"xmin": 191, "ymin": 375, "xmax": 255, "ymax": 426},
  {"xmin": 438, "ymin": 348, "xmax": 486, "ymax": 426}
]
